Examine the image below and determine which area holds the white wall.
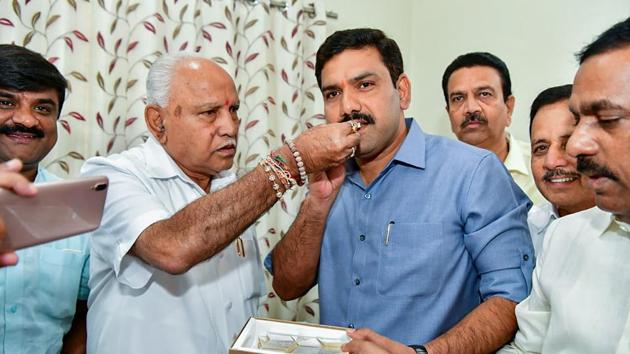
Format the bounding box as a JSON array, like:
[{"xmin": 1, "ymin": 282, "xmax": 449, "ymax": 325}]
[{"xmin": 327, "ymin": 0, "xmax": 630, "ymax": 141}]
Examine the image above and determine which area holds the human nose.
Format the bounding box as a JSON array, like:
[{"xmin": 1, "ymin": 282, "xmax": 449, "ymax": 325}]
[
  {"xmin": 341, "ymin": 91, "xmax": 361, "ymax": 117},
  {"xmin": 464, "ymin": 96, "xmax": 481, "ymax": 114},
  {"xmin": 11, "ymin": 105, "xmax": 38, "ymax": 127},
  {"xmin": 216, "ymin": 109, "xmax": 239, "ymax": 137},
  {"xmin": 567, "ymin": 119, "xmax": 598, "ymax": 159},
  {"xmin": 543, "ymin": 145, "xmax": 569, "ymax": 170}
]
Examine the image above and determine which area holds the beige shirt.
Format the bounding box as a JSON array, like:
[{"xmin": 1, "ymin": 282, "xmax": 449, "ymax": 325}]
[
  {"xmin": 499, "ymin": 207, "xmax": 630, "ymax": 354},
  {"xmin": 504, "ymin": 133, "xmax": 545, "ymax": 205}
]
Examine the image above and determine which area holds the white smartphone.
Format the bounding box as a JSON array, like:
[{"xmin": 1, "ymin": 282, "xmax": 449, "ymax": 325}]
[{"xmin": 0, "ymin": 175, "xmax": 108, "ymax": 250}]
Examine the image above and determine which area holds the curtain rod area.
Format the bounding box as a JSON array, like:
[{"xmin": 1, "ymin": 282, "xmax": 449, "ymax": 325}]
[{"xmin": 243, "ymin": 0, "xmax": 339, "ymax": 19}]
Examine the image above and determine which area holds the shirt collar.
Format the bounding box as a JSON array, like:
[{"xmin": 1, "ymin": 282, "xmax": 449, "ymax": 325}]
[
  {"xmin": 504, "ymin": 132, "xmax": 530, "ymax": 176},
  {"xmin": 393, "ymin": 118, "xmax": 426, "ymax": 169},
  {"xmin": 346, "ymin": 118, "xmax": 425, "ymax": 184},
  {"xmin": 613, "ymin": 215, "xmax": 630, "ymax": 235},
  {"xmin": 34, "ymin": 166, "xmax": 60, "ymax": 184},
  {"xmin": 143, "ymin": 135, "xmax": 235, "ymax": 190},
  {"xmin": 529, "ymin": 201, "xmax": 558, "ymax": 234}
]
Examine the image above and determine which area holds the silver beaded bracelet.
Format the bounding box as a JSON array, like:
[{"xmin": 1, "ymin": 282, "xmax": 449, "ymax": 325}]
[{"xmin": 286, "ymin": 139, "xmax": 308, "ymax": 185}]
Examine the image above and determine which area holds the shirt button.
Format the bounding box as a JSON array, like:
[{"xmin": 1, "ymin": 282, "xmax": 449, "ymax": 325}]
[
  {"xmin": 9, "ymin": 305, "xmax": 17, "ymax": 313},
  {"xmin": 364, "ymin": 193, "xmax": 371, "ymax": 199},
  {"xmin": 348, "ymin": 323, "xmax": 355, "ymax": 329},
  {"xmin": 523, "ymin": 254, "xmax": 529, "ymax": 261},
  {"xmin": 354, "ymin": 278, "xmax": 361, "ymax": 286},
  {"xmin": 359, "ymin": 234, "xmax": 365, "ymax": 241}
]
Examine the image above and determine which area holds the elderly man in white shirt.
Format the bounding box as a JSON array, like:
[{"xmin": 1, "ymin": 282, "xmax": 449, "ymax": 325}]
[
  {"xmin": 499, "ymin": 17, "xmax": 630, "ymax": 354},
  {"xmin": 81, "ymin": 53, "xmax": 361, "ymax": 354},
  {"xmin": 526, "ymin": 84, "xmax": 594, "ymax": 254}
]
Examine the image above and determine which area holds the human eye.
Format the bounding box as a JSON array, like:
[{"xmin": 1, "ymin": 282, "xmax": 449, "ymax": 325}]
[
  {"xmin": 358, "ymin": 81, "xmax": 374, "ymax": 90},
  {"xmin": 0, "ymin": 99, "xmax": 15, "ymax": 109},
  {"xmin": 229, "ymin": 103, "xmax": 240, "ymax": 113},
  {"xmin": 200, "ymin": 108, "xmax": 218, "ymax": 121},
  {"xmin": 479, "ymin": 90, "xmax": 493, "ymax": 98},
  {"xmin": 532, "ymin": 144, "xmax": 548, "ymax": 156},
  {"xmin": 450, "ymin": 95, "xmax": 463, "ymax": 104},
  {"xmin": 324, "ymin": 90, "xmax": 340, "ymax": 101},
  {"xmin": 34, "ymin": 104, "xmax": 53, "ymax": 115}
]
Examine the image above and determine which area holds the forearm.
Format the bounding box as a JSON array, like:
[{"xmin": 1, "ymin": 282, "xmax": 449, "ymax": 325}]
[
  {"xmin": 61, "ymin": 301, "xmax": 87, "ymax": 354},
  {"xmin": 133, "ymin": 163, "xmax": 281, "ymax": 274},
  {"xmin": 425, "ymin": 297, "xmax": 517, "ymax": 354},
  {"xmin": 272, "ymin": 194, "xmax": 333, "ymax": 300}
]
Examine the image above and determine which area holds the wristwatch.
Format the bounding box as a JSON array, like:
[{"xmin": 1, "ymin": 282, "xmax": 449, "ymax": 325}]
[{"xmin": 409, "ymin": 344, "xmax": 428, "ymax": 353}]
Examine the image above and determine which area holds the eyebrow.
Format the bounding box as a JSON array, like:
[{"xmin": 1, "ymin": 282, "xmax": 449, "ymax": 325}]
[
  {"xmin": 321, "ymin": 71, "xmax": 377, "ymax": 93},
  {"xmin": 531, "ymin": 138, "xmax": 549, "ymax": 146},
  {"xmin": 0, "ymin": 91, "xmax": 16, "ymax": 99},
  {"xmin": 577, "ymin": 99, "xmax": 626, "ymax": 115},
  {"xmin": 34, "ymin": 98, "xmax": 57, "ymax": 106}
]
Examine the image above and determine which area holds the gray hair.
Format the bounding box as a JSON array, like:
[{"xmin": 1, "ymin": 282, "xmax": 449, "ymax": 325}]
[{"xmin": 145, "ymin": 52, "xmax": 206, "ymax": 107}]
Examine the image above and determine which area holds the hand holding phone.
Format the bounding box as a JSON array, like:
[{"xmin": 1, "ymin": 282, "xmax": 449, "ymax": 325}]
[
  {"xmin": 0, "ymin": 174, "xmax": 108, "ymax": 250},
  {"xmin": 0, "ymin": 159, "xmax": 37, "ymax": 266}
]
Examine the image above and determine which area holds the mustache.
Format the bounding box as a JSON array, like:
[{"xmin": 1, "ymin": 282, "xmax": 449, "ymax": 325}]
[
  {"xmin": 461, "ymin": 112, "xmax": 488, "ymax": 129},
  {"xmin": 342, "ymin": 112, "xmax": 375, "ymax": 125},
  {"xmin": 543, "ymin": 168, "xmax": 581, "ymax": 181},
  {"xmin": 576, "ymin": 156, "xmax": 618, "ymax": 181},
  {"xmin": 217, "ymin": 138, "xmax": 237, "ymax": 149},
  {"xmin": 0, "ymin": 123, "xmax": 45, "ymax": 138}
]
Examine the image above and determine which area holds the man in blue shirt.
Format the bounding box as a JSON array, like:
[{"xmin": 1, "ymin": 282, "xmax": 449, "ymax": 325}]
[
  {"xmin": 270, "ymin": 28, "xmax": 534, "ymax": 354},
  {"xmin": 0, "ymin": 44, "xmax": 90, "ymax": 354}
]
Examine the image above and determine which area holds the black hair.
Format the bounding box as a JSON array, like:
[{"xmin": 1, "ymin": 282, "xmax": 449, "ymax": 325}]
[
  {"xmin": 529, "ymin": 84, "xmax": 573, "ymax": 136},
  {"xmin": 441, "ymin": 52, "xmax": 512, "ymax": 106},
  {"xmin": 577, "ymin": 17, "xmax": 630, "ymax": 64},
  {"xmin": 0, "ymin": 44, "xmax": 67, "ymax": 118},
  {"xmin": 315, "ymin": 28, "xmax": 403, "ymax": 88}
]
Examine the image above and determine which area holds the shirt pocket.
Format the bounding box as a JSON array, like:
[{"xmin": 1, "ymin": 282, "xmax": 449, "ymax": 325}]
[
  {"xmin": 37, "ymin": 247, "xmax": 85, "ymax": 318},
  {"xmin": 376, "ymin": 222, "xmax": 445, "ymax": 297}
]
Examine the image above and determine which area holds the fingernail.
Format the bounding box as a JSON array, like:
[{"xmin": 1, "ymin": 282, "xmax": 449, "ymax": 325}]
[{"xmin": 4, "ymin": 159, "xmax": 20, "ymax": 170}]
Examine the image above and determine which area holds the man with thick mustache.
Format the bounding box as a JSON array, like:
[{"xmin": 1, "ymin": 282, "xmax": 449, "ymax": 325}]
[
  {"xmin": 0, "ymin": 44, "xmax": 90, "ymax": 354},
  {"xmin": 270, "ymin": 28, "xmax": 534, "ymax": 354},
  {"xmin": 527, "ymin": 84, "xmax": 595, "ymax": 254},
  {"xmin": 442, "ymin": 52, "xmax": 544, "ymax": 205},
  {"xmin": 499, "ymin": 17, "xmax": 630, "ymax": 353},
  {"xmin": 81, "ymin": 53, "xmax": 359, "ymax": 354}
]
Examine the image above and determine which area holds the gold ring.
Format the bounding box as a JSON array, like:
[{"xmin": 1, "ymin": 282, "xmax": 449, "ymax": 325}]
[{"xmin": 348, "ymin": 121, "xmax": 361, "ymax": 133}]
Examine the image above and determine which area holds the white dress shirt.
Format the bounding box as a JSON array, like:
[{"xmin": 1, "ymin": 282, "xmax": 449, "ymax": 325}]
[
  {"xmin": 527, "ymin": 201, "xmax": 558, "ymax": 256},
  {"xmin": 499, "ymin": 207, "xmax": 630, "ymax": 354},
  {"xmin": 81, "ymin": 137, "xmax": 264, "ymax": 354}
]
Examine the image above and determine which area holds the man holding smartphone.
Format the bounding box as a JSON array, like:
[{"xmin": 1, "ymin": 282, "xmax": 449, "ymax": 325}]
[{"xmin": 0, "ymin": 44, "xmax": 89, "ymax": 354}]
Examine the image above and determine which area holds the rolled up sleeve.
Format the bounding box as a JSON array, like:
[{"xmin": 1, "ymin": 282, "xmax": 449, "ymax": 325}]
[{"xmin": 462, "ymin": 154, "xmax": 534, "ymax": 303}]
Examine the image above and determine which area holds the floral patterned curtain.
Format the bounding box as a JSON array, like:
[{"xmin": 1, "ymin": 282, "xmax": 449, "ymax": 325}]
[{"xmin": 0, "ymin": 0, "xmax": 329, "ymax": 322}]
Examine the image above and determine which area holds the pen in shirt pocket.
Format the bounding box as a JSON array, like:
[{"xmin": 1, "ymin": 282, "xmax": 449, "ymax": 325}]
[{"xmin": 384, "ymin": 221, "xmax": 395, "ymax": 246}]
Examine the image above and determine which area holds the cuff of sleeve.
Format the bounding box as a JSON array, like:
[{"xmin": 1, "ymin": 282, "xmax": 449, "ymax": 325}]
[{"xmin": 113, "ymin": 209, "xmax": 168, "ymax": 289}]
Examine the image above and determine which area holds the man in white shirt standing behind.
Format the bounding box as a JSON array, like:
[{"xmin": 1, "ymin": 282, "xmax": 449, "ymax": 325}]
[
  {"xmin": 527, "ymin": 84, "xmax": 594, "ymax": 254},
  {"xmin": 499, "ymin": 16, "xmax": 630, "ymax": 354},
  {"xmin": 82, "ymin": 53, "xmax": 360, "ymax": 354}
]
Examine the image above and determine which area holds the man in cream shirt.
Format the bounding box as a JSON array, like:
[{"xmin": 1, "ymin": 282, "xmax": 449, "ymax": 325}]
[
  {"xmin": 442, "ymin": 52, "xmax": 544, "ymax": 205},
  {"xmin": 499, "ymin": 17, "xmax": 630, "ymax": 354}
]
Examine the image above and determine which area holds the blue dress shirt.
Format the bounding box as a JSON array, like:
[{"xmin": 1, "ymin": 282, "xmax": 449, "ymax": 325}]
[
  {"xmin": 318, "ymin": 119, "xmax": 533, "ymax": 345},
  {"xmin": 0, "ymin": 168, "xmax": 90, "ymax": 354}
]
